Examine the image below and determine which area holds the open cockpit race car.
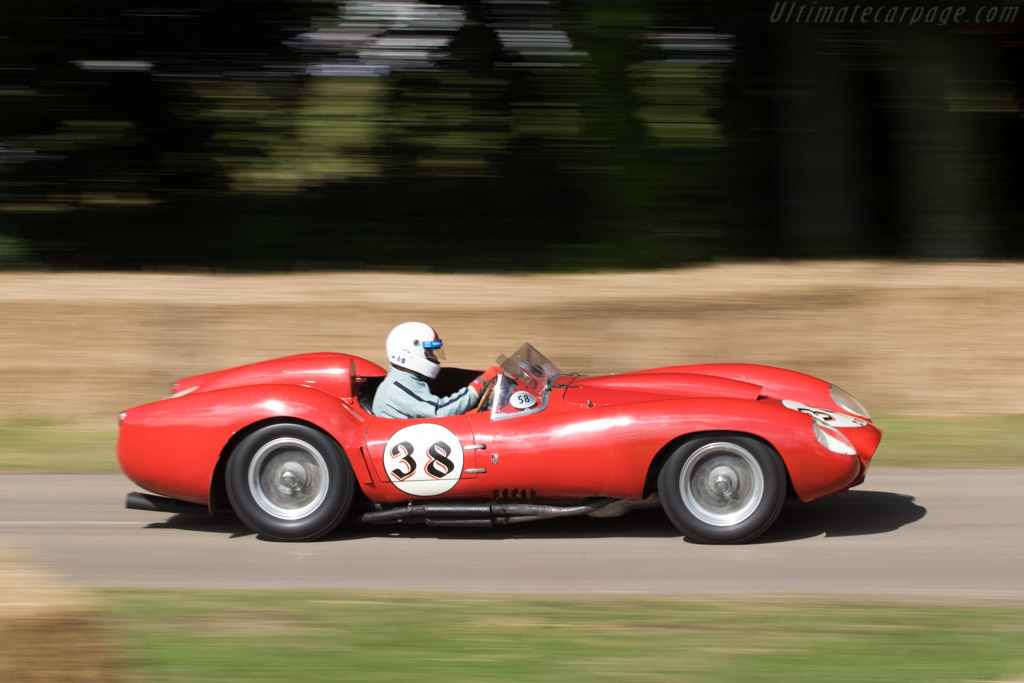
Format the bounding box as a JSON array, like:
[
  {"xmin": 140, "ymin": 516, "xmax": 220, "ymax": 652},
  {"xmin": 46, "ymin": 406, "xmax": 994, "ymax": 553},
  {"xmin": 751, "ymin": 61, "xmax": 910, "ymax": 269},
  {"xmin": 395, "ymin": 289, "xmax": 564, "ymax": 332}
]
[{"xmin": 118, "ymin": 344, "xmax": 881, "ymax": 544}]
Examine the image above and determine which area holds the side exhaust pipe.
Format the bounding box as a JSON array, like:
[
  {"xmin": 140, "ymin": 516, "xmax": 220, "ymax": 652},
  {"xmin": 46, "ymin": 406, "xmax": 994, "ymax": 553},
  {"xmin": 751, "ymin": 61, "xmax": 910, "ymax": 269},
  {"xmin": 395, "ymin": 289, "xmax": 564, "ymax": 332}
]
[
  {"xmin": 357, "ymin": 498, "xmax": 615, "ymax": 526},
  {"xmin": 126, "ymin": 492, "xmax": 209, "ymax": 516}
]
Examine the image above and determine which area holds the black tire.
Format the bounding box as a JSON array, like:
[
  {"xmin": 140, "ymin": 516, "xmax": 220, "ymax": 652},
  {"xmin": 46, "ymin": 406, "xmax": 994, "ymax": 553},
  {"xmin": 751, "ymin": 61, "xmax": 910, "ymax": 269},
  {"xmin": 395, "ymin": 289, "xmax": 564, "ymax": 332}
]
[
  {"xmin": 658, "ymin": 436, "xmax": 785, "ymax": 544},
  {"xmin": 225, "ymin": 423, "xmax": 355, "ymax": 541}
]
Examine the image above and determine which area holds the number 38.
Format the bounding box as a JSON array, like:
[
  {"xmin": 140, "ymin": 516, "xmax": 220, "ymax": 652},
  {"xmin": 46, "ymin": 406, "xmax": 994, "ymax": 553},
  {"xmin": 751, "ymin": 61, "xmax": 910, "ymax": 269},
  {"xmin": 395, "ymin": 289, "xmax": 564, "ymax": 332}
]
[{"xmin": 389, "ymin": 440, "xmax": 456, "ymax": 481}]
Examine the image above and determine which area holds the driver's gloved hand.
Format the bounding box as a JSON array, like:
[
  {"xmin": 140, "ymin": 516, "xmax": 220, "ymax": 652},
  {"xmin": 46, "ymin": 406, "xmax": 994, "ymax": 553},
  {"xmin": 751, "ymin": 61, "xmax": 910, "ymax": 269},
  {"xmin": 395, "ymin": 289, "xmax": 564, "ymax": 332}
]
[{"xmin": 469, "ymin": 365, "xmax": 503, "ymax": 396}]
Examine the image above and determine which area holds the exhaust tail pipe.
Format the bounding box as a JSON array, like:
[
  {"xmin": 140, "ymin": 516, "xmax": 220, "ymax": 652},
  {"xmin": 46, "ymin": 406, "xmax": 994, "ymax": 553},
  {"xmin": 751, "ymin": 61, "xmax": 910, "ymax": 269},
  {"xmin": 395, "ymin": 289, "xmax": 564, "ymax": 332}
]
[{"xmin": 125, "ymin": 492, "xmax": 209, "ymax": 515}]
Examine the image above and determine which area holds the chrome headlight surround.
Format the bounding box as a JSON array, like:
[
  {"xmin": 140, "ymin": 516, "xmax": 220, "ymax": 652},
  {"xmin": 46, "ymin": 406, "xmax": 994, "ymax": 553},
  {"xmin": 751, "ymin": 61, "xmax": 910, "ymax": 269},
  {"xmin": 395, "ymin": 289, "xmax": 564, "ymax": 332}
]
[
  {"xmin": 813, "ymin": 421, "xmax": 856, "ymax": 455},
  {"xmin": 830, "ymin": 384, "xmax": 870, "ymax": 420}
]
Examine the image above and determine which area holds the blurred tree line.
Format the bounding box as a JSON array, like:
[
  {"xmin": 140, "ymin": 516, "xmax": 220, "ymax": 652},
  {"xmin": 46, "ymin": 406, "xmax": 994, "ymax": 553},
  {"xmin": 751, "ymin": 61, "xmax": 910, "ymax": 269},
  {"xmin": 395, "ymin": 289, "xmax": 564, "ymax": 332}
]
[{"xmin": 1, "ymin": 0, "xmax": 1022, "ymax": 270}]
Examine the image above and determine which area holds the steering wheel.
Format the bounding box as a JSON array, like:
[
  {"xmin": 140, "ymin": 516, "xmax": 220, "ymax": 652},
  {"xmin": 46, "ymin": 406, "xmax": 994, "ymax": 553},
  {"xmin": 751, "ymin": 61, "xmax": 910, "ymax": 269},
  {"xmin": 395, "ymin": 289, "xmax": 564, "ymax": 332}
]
[{"xmin": 475, "ymin": 378, "xmax": 496, "ymax": 412}]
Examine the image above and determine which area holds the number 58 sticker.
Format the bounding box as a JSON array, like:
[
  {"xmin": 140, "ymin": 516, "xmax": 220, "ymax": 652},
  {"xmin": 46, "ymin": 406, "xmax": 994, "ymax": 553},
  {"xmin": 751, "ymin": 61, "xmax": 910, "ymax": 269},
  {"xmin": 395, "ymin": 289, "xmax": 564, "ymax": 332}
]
[
  {"xmin": 509, "ymin": 391, "xmax": 537, "ymax": 409},
  {"xmin": 383, "ymin": 424, "xmax": 465, "ymax": 496}
]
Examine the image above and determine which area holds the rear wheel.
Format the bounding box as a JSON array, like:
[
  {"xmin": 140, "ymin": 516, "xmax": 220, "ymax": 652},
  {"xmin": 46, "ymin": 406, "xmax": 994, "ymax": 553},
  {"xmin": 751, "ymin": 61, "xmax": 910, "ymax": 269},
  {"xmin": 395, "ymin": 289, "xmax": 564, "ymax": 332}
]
[
  {"xmin": 226, "ymin": 423, "xmax": 354, "ymax": 541},
  {"xmin": 658, "ymin": 436, "xmax": 785, "ymax": 544}
]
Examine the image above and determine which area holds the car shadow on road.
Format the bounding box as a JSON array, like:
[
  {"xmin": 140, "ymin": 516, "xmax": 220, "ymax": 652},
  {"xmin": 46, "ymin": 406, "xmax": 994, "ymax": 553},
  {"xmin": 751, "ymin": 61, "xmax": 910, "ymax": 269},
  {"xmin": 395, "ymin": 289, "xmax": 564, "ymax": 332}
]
[
  {"xmin": 755, "ymin": 489, "xmax": 927, "ymax": 544},
  {"xmin": 144, "ymin": 489, "xmax": 926, "ymax": 543},
  {"xmin": 338, "ymin": 489, "xmax": 927, "ymax": 543},
  {"xmin": 145, "ymin": 513, "xmax": 253, "ymax": 538},
  {"xmin": 147, "ymin": 508, "xmax": 683, "ymax": 541},
  {"xmin": 340, "ymin": 507, "xmax": 683, "ymax": 541},
  {"xmin": 144, "ymin": 512, "xmax": 678, "ymax": 540}
]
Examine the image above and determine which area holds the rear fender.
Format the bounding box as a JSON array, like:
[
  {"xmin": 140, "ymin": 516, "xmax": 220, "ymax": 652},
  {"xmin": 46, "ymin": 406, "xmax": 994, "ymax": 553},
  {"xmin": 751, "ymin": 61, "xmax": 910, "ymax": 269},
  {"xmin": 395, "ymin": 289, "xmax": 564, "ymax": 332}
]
[
  {"xmin": 209, "ymin": 414, "xmax": 376, "ymax": 515},
  {"xmin": 118, "ymin": 384, "xmax": 368, "ymax": 507}
]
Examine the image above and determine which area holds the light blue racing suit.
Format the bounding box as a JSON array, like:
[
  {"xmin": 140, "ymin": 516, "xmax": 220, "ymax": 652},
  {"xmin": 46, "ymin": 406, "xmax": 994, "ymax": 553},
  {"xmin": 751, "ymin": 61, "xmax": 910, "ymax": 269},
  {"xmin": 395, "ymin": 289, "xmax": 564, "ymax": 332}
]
[{"xmin": 372, "ymin": 366, "xmax": 478, "ymax": 418}]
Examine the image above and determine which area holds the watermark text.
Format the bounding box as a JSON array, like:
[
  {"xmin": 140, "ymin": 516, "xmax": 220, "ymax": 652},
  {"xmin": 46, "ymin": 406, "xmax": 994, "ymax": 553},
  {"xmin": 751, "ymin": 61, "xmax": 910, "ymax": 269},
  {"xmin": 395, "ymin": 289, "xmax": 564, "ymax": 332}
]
[{"xmin": 770, "ymin": 2, "xmax": 1020, "ymax": 26}]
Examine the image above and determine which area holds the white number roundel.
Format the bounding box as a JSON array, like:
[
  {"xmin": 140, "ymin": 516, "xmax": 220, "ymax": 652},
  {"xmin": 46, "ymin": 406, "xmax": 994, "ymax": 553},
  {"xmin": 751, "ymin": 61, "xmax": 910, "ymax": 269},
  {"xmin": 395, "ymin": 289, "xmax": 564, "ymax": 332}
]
[
  {"xmin": 383, "ymin": 424, "xmax": 464, "ymax": 497},
  {"xmin": 509, "ymin": 391, "xmax": 537, "ymax": 409}
]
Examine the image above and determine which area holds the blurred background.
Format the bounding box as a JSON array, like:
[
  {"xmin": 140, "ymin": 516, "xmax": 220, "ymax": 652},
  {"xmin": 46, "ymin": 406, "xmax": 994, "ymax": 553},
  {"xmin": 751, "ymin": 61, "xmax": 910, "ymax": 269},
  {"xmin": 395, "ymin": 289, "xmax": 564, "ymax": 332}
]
[{"xmin": 2, "ymin": 0, "xmax": 1022, "ymax": 271}]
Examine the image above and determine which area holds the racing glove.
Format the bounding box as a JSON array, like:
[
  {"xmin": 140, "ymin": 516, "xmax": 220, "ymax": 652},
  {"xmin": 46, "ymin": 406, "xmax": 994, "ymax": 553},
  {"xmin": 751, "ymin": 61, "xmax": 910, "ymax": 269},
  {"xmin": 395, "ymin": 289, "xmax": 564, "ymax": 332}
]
[{"xmin": 468, "ymin": 365, "xmax": 503, "ymax": 397}]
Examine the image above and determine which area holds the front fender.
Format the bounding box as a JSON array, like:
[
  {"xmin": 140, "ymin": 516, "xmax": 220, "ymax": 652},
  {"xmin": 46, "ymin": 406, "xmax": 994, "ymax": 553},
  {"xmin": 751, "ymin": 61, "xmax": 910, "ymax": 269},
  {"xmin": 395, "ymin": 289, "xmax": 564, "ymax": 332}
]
[
  {"xmin": 554, "ymin": 396, "xmax": 871, "ymax": 502},
  {"xmin": 639, "ymin": 364, "xmax": 839, "ymax": 412},
  {"xmin": 643, "ymin": 397, "xmax": 873, "ymax": 501}
]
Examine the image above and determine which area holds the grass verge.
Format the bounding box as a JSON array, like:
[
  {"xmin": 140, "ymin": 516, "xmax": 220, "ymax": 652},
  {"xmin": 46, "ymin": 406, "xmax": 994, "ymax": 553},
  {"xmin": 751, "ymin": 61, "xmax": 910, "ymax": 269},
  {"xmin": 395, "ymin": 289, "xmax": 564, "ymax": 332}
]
[
  {"xmin": 0, "ymin": 419, "xmax": 117, "ymax": 473},
  {"xmin": 98, "ymin": 590, "xmax": 1024, "ymax": 683},
  {"xmin": 874, "ymin": 414, "xmax": 1024, "ymax": 467}
]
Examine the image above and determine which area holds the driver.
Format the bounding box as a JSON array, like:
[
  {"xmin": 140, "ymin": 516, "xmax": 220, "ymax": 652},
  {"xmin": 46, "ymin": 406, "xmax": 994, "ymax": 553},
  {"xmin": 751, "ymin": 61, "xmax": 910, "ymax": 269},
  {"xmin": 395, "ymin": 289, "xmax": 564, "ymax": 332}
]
[{"xmin": 372, "ymin": 322, "xmax": 502, "ymax": 419}]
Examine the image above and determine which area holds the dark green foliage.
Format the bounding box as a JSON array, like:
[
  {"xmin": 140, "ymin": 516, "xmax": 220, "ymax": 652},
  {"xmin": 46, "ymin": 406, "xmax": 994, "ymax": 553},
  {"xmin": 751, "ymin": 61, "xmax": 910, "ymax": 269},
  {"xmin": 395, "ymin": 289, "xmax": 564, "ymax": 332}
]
[{"xmin": 2, "ymin": 1, "xmax": 1022, "ymax": 270}]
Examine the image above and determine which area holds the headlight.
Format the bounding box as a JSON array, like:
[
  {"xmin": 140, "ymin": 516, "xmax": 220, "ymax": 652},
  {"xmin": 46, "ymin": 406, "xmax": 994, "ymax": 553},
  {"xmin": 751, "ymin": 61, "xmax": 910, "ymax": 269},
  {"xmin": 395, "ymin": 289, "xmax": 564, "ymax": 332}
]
[
  {"xmin": 813, "ymin": 422, "xmax": 857, "ymax": 455},
  {"xmin": 830, "ymin": 384, "xmax": 870, "ymax": 419}
]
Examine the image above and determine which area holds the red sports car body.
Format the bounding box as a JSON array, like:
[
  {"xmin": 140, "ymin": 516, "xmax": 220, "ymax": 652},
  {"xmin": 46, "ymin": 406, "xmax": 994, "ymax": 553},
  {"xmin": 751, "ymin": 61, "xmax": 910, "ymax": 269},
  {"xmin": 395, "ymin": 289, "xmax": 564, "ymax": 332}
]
[{"xmin": 118, "ymin": 344, "xmax": 881, "ymax": 543}]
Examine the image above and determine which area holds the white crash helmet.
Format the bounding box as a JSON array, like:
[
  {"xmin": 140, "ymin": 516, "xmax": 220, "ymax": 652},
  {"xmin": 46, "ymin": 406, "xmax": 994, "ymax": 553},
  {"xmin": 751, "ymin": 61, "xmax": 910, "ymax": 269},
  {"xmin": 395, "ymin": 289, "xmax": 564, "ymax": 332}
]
[{"xmin": 385, "ymin": 321, "xmax": 446, "ymax": 379}]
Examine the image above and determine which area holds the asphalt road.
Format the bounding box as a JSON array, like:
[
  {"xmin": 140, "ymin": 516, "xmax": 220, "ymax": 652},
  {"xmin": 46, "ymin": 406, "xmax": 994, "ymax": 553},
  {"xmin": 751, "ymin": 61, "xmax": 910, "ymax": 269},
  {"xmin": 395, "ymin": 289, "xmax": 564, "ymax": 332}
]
[{"xmin": 1, "ymin": 470, "xmax": 1021, "ymax": 603}]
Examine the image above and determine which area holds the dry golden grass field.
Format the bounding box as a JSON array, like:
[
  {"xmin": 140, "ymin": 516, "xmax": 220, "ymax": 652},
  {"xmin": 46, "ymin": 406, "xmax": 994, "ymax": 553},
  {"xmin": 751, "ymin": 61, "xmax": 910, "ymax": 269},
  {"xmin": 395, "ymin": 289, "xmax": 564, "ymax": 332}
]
[{"xmin": 0, "ymin": 261, "xmax": 1021, "ymax": 422}]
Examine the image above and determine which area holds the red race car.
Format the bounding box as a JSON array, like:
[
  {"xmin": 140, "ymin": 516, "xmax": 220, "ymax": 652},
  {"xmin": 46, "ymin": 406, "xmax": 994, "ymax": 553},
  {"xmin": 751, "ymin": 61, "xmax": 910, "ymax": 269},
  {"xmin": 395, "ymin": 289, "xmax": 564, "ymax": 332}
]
[{"xmin": 118, "ymin": 344, "xmax": 881, "ymax": 544}]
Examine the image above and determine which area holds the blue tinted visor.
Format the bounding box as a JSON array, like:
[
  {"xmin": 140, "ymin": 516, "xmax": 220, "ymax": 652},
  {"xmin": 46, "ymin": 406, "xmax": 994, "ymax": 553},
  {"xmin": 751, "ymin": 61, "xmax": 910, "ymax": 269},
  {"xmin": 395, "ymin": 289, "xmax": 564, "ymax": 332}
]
[{"xmin": 421, "ymin": 337, "xmax": 445, "ymax": 362}]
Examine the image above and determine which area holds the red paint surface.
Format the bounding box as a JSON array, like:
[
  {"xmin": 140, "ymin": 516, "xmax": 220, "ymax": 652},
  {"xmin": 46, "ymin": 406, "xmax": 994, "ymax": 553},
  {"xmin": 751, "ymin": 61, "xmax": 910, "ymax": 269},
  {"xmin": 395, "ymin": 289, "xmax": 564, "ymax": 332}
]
[{"xmin": 118, "ymin": 353, "xmax": 882, "ymax": 509}]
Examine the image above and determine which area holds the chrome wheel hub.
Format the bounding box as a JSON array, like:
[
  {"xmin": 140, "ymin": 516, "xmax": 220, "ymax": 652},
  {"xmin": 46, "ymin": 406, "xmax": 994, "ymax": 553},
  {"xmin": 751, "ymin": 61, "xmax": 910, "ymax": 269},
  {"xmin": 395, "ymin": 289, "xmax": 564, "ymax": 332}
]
[
  {"xmin": 248, "ymin": 438, "xmax": 329, "ymax": 520},
  {"xmin": 278, "ymin": 465, "xmax": 302, "ymax": 491},
  {"xmin": 712, "ymin": 470, "xmax": 734, "ymax": 495},
  {"xmin": 679, "ymin": 442, "xmax": 764, "ymax": 527}
]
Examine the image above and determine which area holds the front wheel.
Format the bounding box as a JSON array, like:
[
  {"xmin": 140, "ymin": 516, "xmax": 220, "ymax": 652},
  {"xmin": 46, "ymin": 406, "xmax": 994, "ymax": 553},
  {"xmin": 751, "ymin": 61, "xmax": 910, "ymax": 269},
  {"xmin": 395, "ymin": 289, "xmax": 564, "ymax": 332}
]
[
  {"xmin": 658, "ymin": 436, "xmax": 785, "ymax": 544},
  {"xmin": 226, "ymin": 423, "xmax": 355, "ymax": 541}
]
